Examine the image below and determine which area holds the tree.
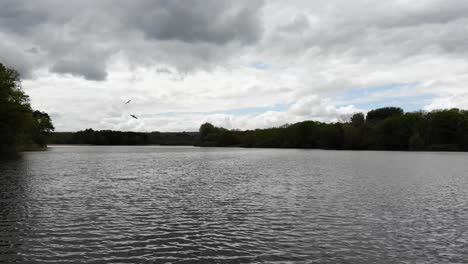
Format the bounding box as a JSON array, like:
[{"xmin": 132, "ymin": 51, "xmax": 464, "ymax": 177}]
[
  {"xmin": 0, "ymin": 63, "xmax": 54, "ymax": 156},
  {"xmin": 318, "ymin": 124, "xmax": 343, "ymax": 149},
  {"xmin": 427, "ymin": 109, "xmax": 463, "ymax": 148},
  {"xmin": 0, "ymin": 63, "xmax": 32, "ymax": 155},
  {"xmin": 199, "ymin": 123, "xmax": 222, "ymax": 145},
  {"xmin": 366, "ymin": 107, "xmax": 403, "ymax": 122},
  {"xmin": 378, "ymin": 115, "xmax": 411, "ymax": 150},
  {"xmin": 199, "ymin": 123, "xmax": 217, "ymax": 141},
  {"xmin": 32, "ymin": 111, "xmax": 55, "ymax": 146},
  {"xmin": 342, "ymin": 124, "xmax": 362, "ymax": 149},
  {"xmin": 351, "ymin": 113, "xmax": 365, "ymax": 127}
]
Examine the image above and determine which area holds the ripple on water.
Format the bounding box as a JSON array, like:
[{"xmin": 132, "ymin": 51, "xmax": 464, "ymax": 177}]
[{"xmin": 1, "ymin": 147, "xmax": 468, "ymax": 263}]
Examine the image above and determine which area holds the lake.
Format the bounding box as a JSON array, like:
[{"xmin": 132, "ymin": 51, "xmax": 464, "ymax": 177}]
[{"xmin": 1, "ymin": 146, "xmax": 468, "ymax": 263}]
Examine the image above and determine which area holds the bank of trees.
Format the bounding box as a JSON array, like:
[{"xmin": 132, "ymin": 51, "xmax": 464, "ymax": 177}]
[
  {"xmin": 48, "ymin": 130, "xmax": 198, "ymax": 146},
  {"xmin": 0, "ymin": 63, "xmax": 54, "ymax": 157},
  {"xmin": 199, "ymin": 107, "xmax": 468, "ymax": 151}
]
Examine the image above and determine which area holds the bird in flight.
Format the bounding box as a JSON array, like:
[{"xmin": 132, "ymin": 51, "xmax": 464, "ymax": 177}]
[
  {"xmin": 125, "ymin": 99, "xmax": 132, "ymax": 104},
  {"xmin": 130, "ymin": 114, "xmax": 138, "ymax": 119}
]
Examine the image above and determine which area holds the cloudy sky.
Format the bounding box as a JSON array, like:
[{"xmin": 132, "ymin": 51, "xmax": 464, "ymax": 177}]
[{"xmin": 1, "ymin": 0, "xmax": 468, "ymax": 131}]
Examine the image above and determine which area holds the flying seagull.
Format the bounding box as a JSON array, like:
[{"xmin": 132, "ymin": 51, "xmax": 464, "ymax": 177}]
[
  {"xmin": 125, "ymin": 99, "xmax": 132, "ymax": 104},
  {"xmin": 130, "ymin": 114, "xmax": 138, "ymax": 119}
]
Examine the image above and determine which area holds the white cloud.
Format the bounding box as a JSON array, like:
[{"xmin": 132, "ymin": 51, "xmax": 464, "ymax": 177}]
[{"xmin": 424, "ymin": 95, "xmax": 468, "ymax": 111}]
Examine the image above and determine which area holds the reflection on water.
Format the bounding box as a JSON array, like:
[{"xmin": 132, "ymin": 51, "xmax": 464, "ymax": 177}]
[{"xmin": 1, "ymin": 146, "xmax": 468, "ymax": 263}]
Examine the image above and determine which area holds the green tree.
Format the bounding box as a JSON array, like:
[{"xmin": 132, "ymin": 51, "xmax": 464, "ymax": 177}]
[
  {"xmin": 426, "ymin": 109, "xmax": 463, "ymax": 150},
  {"xmin": 366, "ymin": 107, "xmax": 403, "ymax": 122},
  {"xmin": 351, "ymin": 113, "xmax": 365, "ymax": 127},
  {"xmin": 378, "ymin": 115, "xmax": 411, "ymax": 150},
  {"xmin": 199, "ymin": 123, "xmax": 217, "ymax": 141},
  {"xmin": 0, "ymin": 63, "xmax": 32, "ymax": 155},
  {"xmin": 32, "ymin": 111, "xmax": 55, "ymax": 146},
  {"xmin": 318, "ymin": 124, "xmax": 343, "ymax": 149},
  {"xmin": 0, "ymin": 63, "xmax": 54, "ymax": 156},
  {"xmin": 342, "ymin": 124, "xmax": 363, "ymax": 149}
]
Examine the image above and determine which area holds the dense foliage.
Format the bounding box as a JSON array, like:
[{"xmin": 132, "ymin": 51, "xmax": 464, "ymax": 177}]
[
  {"xmin": 0, "ymin": 63, "xmax": 54, "ymax": 157},
  {"xmin": 48, "ymin": 130, "xmax": 198, "ymax": 146},
  {"xmin": 199, "ymin": 108, "xmax": 468, "ymax": 151}
]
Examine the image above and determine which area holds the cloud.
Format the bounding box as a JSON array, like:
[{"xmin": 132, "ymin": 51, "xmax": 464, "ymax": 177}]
[
  {"xmin": 133, "ymin": 0, "xmax": 263, "ymax": 44},
  {"xmin": 424, "ymin": 94, "xmax": 468, "ymax": 111},
  {"xmin": 289, "ymin": 95, "xmax": 361, "ymax": 121},
  {"xmin": 51, "ymin": 59, "xmax": 108, "ymax": 81},
  {"xmin": 132, "ymin": 95, "xmax": 362, "ymax": 132},
  {"xmin": 2, "ymin": 0, "xmax": 468, "ymax": 131},
  {"xmin": 0, "ymin": 0, "xmax": 265, "ymax": 80}
]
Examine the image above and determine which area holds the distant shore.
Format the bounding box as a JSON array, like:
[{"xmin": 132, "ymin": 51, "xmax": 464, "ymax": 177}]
[
  {"xmin": 44, "ymin": 107, "xmax": 468, "ymax": 152},
  {"xmin": 43, "ymin": 143, "xmax": 468, "ymax": 153}
]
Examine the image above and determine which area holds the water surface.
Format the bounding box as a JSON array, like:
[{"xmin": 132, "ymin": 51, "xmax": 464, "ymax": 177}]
[{"xmin": 1, "ymin": 146, "xmax": 468, "ymax": 263}]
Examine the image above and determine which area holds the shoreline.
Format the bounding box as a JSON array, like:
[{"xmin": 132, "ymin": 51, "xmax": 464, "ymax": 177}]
[{"xmin": 44, "ymin": 144, "xmax": 468, "ymax": 153}]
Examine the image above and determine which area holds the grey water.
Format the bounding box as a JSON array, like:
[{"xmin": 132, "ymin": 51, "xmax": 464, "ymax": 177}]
[{"xmin": 1, "ymin": 146, "xmax": 468, "ymax": 263}]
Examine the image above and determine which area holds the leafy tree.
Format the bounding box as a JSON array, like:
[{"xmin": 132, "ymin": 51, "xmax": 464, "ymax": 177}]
[
  {"xmin": 199, "ymin": 122, "xmax": 218, "ymax": 143},
  {"xmin": 0, "ymin": 63, "xmax": 55, "ymax": 156},
  {"xmin": 284, "ymin": 121, "xmax": 320, "ymax": 148},
  {"xmin": 318, "ymin": 124, "xmax": 343, "ymax": 149},
  {"xmin": 32, "ymin": 111, "xmax": 55, "ymax": 146},
  {"xmin": 427, "ymin": 109, "xmax": 463, "ymax": 147},
  {"xmin": 0, "ymin": 64, "xmax": 31, "ymax": 154},
  {"xmin": 351, "ymin": 113, "xmax": 365, "ymax": 127},
  {"xmin": 366, "ymin": 107, "xmax": 403, "ymax": 122},
  {"xmin": 342, "ymin": 124, "xmax": 362, "ymax": 149},
  {"xmin": 378, "ymin": 115, "xmax": 411, "ymax": 150}
]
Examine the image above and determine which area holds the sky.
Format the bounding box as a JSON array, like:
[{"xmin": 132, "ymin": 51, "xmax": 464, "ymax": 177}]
[{"xmin": 1, "ymin": 0, "xmax": 468, "ymax": 132}]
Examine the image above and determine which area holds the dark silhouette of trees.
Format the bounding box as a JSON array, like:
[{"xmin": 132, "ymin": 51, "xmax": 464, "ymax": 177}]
[
  {"xmin": 198, "ymin": 107, "xmax": 468, "ymax": 152},
  {"xmin": 366, "ymin": 107, "xmax": 403, "ymax": 122},
  {"xmin": 48, "ymin": 130, "xmax": 198, "ymax": 146},
  {"xmin": 199, "ymin": 122, "xmax": 221, "ymax": 145},
  {"xmin": 351, "ymin": 113, "xmax": 365, "ymax": 127},
  {"xmin": 32, "ymin": 111, "xmax": 55, "ymax": 146},
  {"xmin": 48, "ymin": 107, "xmax": 468, "ymax": 152},
  {"xmin": 0, "ymin": 63, "xmax": 54, "ymax": 157}
]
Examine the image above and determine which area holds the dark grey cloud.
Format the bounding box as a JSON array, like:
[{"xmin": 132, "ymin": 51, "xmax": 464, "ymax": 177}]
[
  {"xmin": 373, "ymin": 1, "xmax": 468, "ymax": 28},
  {"xmin": 51, "ymin": 59, "xmax": 107, "ymax": 81},
  {"xmin": 132, "ymin": 0, "xmax": 262, "ymax": 44},
  {"xmin": 0, "ymin": 0, "xmax": 265, "ymax": 80},
  {"xmin": 0, "ymin": 40, "xmax": 38, "ymax": 78},
  {"xmin": 2, "ymin": 0, "xmax": 468, "ymax": 87},
  {"xmin": 0, "ymin": 1, "xmax": 48, "ymax": 34}
]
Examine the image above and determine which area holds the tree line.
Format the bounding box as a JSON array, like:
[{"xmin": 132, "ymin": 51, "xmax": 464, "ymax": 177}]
[
  {"xmin": 0, "ymin": 63, "xmax": 54, "ymax": 157},
  {"xmin": 48, "ymin": 130, "xmax": 198, "ymax": 146},
  {"xmin": 199, "ymin": 107, "xmax": 468, "ymax": 151}
]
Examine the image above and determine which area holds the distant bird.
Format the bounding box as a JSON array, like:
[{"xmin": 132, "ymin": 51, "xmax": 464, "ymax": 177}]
[
  {"xmin": 130, "ymin": 114, "xmax": 138, "ymax": 119},
  {"xmin": 125, "ymin": 100, "xmax": 132, "ymax": 104}
]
